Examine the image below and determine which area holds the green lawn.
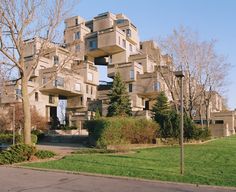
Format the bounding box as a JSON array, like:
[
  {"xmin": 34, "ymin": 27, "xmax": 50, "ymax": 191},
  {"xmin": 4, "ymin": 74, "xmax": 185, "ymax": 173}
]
[{"xmin": 24, "ymin": 135, "xmax": 236, "ymax": 187}]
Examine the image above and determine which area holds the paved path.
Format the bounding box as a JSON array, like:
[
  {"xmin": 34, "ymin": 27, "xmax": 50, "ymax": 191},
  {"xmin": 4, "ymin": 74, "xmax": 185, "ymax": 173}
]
[
  {"xmin": 0, "ymin": 167, "xmax": 235, "ymax": 192},
  {"xmin": 36, "ymin": 143, "xmax": 85, "ymax": 156}
]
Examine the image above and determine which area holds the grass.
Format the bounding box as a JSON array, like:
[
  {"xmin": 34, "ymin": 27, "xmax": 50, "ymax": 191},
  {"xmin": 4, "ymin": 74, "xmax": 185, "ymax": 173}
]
[{"xmin": 23, "ymin": 135, "xmax": 236, "ymax": 187}]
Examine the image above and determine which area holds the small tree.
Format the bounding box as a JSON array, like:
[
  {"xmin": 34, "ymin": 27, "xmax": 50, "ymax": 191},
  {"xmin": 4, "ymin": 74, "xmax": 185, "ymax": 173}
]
[
  {"xmin": 107, "ymin": 73, "xmax": 132, "ymax": 117},
  {"xmin": 152, "ymin": 91, "xmax": 172, "ymax": 138}
]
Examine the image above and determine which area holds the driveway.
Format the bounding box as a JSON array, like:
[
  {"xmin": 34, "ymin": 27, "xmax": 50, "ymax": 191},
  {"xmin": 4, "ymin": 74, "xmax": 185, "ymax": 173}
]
[{"xmin": 0, "ymin": 167, "xmax": 235, "ymax": 192}]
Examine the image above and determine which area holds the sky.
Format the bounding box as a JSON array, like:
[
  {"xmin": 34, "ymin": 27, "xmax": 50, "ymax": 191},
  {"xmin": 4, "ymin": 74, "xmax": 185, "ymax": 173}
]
[{"xmin": 70, "ymin": 0, "xmax": 236, "ymax": 110}]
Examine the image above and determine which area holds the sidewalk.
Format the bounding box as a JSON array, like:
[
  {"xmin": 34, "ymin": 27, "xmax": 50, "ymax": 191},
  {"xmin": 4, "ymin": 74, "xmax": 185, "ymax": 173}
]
[{"xmin": 36, "ymin": 143, "xmax": 85, "ymax": 156}]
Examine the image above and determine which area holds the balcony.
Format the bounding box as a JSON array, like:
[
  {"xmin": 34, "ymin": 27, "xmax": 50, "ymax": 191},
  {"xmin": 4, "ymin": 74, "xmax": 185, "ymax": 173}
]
[
  {"xmin": 85, "ymin": 33, "xmax": 106, "ymax": 57},
  {"xmin": 85, "ymin": 27, "xmax": 126, "ymax": 57},
  {"xmin": 67, "ymin": 96, "xmax": 87, "ymax": 109},
  {"xmin": 40, "ymin": 74, "xmax": 84, "ymax": 97},
  {"xmin": 98, "ymin": 27, "xmax": 126, "ymax": 54}
]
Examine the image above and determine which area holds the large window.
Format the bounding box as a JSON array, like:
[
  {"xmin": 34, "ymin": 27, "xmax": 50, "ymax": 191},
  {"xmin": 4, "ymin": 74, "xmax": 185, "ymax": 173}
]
[
  {"xmin": 53, "ymin": 55, "xmax": 59, "ymax": 65},
  {"xmin": 75, "ymin": 18, "xmax": 78, "ymax": 26},
  {"xmin": 54, "ymin": 77, "xmax": 64, "ymax": 87},
  {"xmin": 122, "ymin": 39, "xmax": 126, "ymax": 48},
  {"xmin": 87, "ymin": 72, "xmax": 93, "ymax": 81},
  {"xmin": 129, "ymin": 44, "xmax": 132, "ymax": 52},
  {"xmin": 130, "ymin": 70, "xmax": 134, "ymax": 80},
  {"xmin": 49, "ymin": 95, "xmax": 54, "ymax": 104},
  {"xmin": 153, "ymin": 82, "xmax": 160, "ymax": 91},
  {"xmin": 74, "ymin": 31, "xmax": 80, "ymax": 40},
  {"xmin": 88, "ymin": 38, "xmax": 97, "ymax": 50},
  {"xmin": 116, "ymin": 19, "xmax": 125, "ymax": 25},
  {"xmin": 86, "ymin": 85, "xmax": 89, "ymax": 94},
  {"xmin": 15, "ymin": 89, "xmax": 22, "ymax": 100},
  {"xmin": 75, "ymin": 83, "xmax": 81, "ymax": 92},
  {"xmin": 75, "ymin": 45, "xmax": 80, "ymax": 51},
  {"xmin": 126, "ymin": 29, "xmax": 131, "ymax": 37},
  {"xmin": 35, "ymin": 92, "xmax": 38, "ymax": 101},
  {"xmin": 42, "ymin": 77, "xmax": 47, "ymax": 85},
  {"xmin": 128, "ymin": 84, "xmax": 133, "ymax": 92}
]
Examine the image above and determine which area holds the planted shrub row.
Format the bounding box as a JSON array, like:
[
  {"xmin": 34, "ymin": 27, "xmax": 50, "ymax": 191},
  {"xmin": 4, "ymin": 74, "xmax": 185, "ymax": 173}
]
[
  {"xmin": 85, "ymin": 117, "xmax": 159, "ymax": 148},
  {"xmin": 35, "ymin": 150, "xmax": 56, "ymax": 159},
  {"xmin": 0, "ymin": 134, "xmax": 38, "ymax": 145},
  {"xmin": 0, "ymin": 144, "xmax": 36, "ymax": 165},
  {"xmin": 0, "ymin": 146, "xmax": 56, "ymax": 165}
]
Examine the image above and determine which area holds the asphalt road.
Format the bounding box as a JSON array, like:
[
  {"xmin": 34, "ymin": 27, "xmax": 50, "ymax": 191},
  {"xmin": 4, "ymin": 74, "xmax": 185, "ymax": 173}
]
[{"xmin": 0, "ymin": 167, "xmax": 235, "ymax": 192}]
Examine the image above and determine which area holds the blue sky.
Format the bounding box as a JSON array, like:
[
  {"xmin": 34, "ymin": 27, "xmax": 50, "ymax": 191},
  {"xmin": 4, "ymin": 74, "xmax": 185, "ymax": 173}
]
[{"xmin": 71, "ymin": 0, "xmax": 236, "ymax": 109}]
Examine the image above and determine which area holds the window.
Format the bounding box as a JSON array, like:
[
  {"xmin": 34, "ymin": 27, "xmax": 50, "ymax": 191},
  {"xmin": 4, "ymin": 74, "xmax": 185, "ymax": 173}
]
[
  {"xmin": 53, "ymin": 55, "xmax": 59, "ymax": 65},
  {"xmin": 35, "ymin": 92, "xmax": 38, "ymax": 101},
  {"xmin": 54, "ymin": 77, "xmax": 64, "ymax": 87},
  {"xmin": 40, "ymin": 65, "xmax": 46, "ymax": 69},
  {"xmin": 80, "ymin": 96, "xmax": 83, "ymax": 105},
  {"xmin": 15, "ymin": 89, "xmax": 22, "ymax": 100},
  {"xmin": 91, "ymin": 86, "xmax": 93, "ymax": 94},
  {"xmin": 74, "ymin": 31, "xmax": 80, "ymax": 40},
  {"xmin": 88, "ymin": 39, "xmax": 97, "ymax": 50},
  {"xmin": 215, "ymin": 120, "xmax": 224, "ymax": 124},
  {"xmin": 140, "ymin": 44, "xmax": 143, "ymax": 49},
  {"xmin": 126, "ymin": 29, "xmax": 131, "ymax": 37},
  {"xmin": 153, "ymin": 82, "xmax": 160, "ymax": 91},
  {"xmin": 49, "ymin": 95, "xmax": 54, "ymax": 104},
  {"xmin": 86, "ymin": 85, "xmax": 89, "ymax": 94},
  {"xmin": 75, "ymin": 45, "xmax": 80, "ymax": 51},
  {"xmin": 42, "ymin": 77, "xmax": 47, "ymax": 84},
  {"xmin": 109, "ymin": 55, "xmax": 112, "ymax": 64},
  {"xmin": 118, "ymin": 36, "xmax": 121, "ymax": 45},
  {"xmin": 116, "ymin": 19, "xmax": 125, "ymax": 24},
  {"xmin": 130, "ymin": 70, "xmax": 134, "ymax": 80},
  {"xmin": 122, "ymin": 39, "xmax": 126, "ymax": 48},
  {"xmin": 75, "ymin": 18, "xmax": 78, "ymax": 25},
  {"xmin": 75, "ymin": 83, "xmax": 81, "ymax": 92},
  {"xmin": 129, "ymin": 44, "xmax": 132, "ymax": 52},
  {"xmin": 128, "ymin": 84, "xmax": 133, "ymax": 92},
  {"xmin": 87, "ymin": 72, "xmax": 93, "ymax": 81}
]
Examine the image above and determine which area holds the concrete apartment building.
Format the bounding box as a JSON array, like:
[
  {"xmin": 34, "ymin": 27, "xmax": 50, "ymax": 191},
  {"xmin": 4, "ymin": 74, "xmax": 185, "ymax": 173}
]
[{"xmin": 0, "ymin": 11, "xmax": 235, "ymax": 137}]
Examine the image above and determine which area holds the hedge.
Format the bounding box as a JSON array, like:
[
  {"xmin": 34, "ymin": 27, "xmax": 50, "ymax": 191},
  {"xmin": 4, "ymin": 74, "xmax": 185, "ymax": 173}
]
[
  {"xmin": 35, "ymin": 150, "xmax": 56, "ymax": 159},
  {"xmin": 0, "ymin": 144, "xmax": 36, "ymax": 165},
  {"xmin": 0, "ymin": 134, "xmax": 37, "ymax": 145},
  {"xmin": 84, "ymin": 117, "xmax": 159, "ymax": 148}
]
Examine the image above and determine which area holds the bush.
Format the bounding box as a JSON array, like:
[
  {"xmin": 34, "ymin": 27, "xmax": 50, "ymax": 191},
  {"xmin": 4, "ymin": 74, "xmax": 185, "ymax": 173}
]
[
  {"xmin": 15, "ymin": 134, "xmax": 38, "ymax": 145},
  {"xmin": 0, "ymin": 134, "xmax": 13, "ymax": 144},
  {"xmin": 85, "ymin": 117, "xmax": 159, "ymax": 148},
  {"xmin": 35, "ymin": 150, "xmax": 56, "ymax": 159},
  {"xmin": 192, "ymin": 126, "xmax": 211, "ymax": 141},
  {"xmin": 0, "ymin": 134, "xmax": 38, "ymax": 145},
  {"xmin": 0, "ymin": 144, "xmax": 36, "ymax": 165}
]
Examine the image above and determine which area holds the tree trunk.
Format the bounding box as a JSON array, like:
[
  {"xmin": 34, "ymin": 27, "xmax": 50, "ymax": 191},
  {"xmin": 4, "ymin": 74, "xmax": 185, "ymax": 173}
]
[
  {"xmin": 21, "ymin": 75, "xmax": 31, "ymax": 144},
  {"xmin": 205, "ymin": 104, "xmax": 210, "ymax": 129}
]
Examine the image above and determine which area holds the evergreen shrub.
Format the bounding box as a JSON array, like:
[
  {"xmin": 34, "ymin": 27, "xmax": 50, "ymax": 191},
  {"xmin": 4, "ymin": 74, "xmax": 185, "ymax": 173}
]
[{"xmin": 85, "ymin": 117, "xmax": 159, "ymax": 148}]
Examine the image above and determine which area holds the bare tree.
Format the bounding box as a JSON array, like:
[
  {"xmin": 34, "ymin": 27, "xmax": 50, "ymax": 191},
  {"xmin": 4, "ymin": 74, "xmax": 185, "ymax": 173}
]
[
  {"xmin": 0, "ymin": 0, "xmax": 77, "ymax": 144},
  {"xmin": 159, "ymin": 26, "xmax": 229, "ymax": 124}
]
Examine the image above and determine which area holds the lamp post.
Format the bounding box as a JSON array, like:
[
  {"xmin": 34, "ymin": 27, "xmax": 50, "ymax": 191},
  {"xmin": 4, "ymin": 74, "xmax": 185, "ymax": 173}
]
[{"xmin": 174, "ymin": 70, "xmax": 185, "ymax": 175}]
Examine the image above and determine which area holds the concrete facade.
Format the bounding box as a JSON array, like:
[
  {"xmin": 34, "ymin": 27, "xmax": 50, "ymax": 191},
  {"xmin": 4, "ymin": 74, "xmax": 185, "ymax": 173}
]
[
  {"xmin": 0, "ymin": 11, "xmax": 231, "ymax": 137},
  {"xmin": 210, "ymin": 111, "xmax": 236, "ymax": 137}
]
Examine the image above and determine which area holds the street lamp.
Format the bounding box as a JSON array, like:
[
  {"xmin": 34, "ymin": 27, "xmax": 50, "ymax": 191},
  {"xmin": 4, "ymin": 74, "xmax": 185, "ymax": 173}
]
[{"xmin": 174, "ymin": 70, "xmax": 185, "ymax": 175}]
